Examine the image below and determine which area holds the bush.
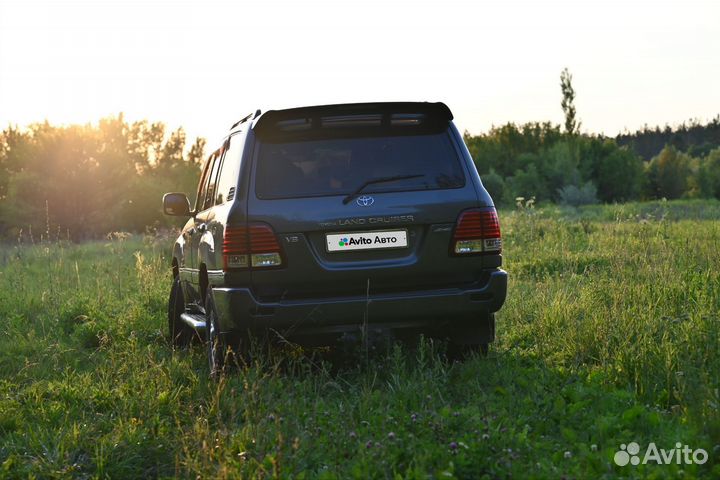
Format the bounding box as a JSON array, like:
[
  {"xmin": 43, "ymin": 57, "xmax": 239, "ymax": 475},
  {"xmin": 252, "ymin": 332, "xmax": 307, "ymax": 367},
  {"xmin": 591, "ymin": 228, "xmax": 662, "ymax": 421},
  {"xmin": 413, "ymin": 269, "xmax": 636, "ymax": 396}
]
[
  {"xmin": 506, "ymin": 164, "xmax": 549, "ymax": 202},
  {"xmin": 480, "ymin": 169, "xmax": 506, "ymax": 205},
  {"xmin": 557, "ymin": 181, "xmax": 598, "ymax": 206},
  {"xmin": 542, "ymin": 141, "xmax": 581, "ymax": 197}
]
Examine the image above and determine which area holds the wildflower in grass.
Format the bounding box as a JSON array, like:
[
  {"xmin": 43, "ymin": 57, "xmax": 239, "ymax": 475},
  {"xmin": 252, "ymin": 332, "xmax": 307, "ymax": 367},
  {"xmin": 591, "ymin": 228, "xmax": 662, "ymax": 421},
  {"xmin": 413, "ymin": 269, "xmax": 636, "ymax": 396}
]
[
  {"xmin": 482, "ymin": 434, "xmax": 490, "ymax": 440},
  {"xmin": 411, "ymin": 413, "xmax": 418, "ymax": 422},
  {"xmin": 387, "ymin": 432, "xmax": 396, "ymax": 441},
  {"xmin": 564, "ymin": 451, "xmax": 572, "ymax": 459},
  {"xmin": 267, "ymin": 414, "xmax": 275, "ymax": 421},
  {"xmin": 591, "ymin": 444, "xmax": 598, "ymax": 452},
  {"xmin": 449, "ymin": 441, "xmax": 458, "ymax": 451},
  {"xmin": 366, "ymin": 440, "xmax": 373, "ymax": 449},
  {"xmin": 349, "ymin": 431, "xmax": 357, "ymax": 439}
]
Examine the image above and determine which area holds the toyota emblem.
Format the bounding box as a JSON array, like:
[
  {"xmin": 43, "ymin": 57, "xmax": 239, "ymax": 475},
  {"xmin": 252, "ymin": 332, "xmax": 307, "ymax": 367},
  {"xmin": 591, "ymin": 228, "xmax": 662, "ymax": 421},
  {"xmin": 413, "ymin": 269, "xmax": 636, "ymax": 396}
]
[{"xmin": 356, "ymin": 195, "xmax": 375, "ymax": 207}]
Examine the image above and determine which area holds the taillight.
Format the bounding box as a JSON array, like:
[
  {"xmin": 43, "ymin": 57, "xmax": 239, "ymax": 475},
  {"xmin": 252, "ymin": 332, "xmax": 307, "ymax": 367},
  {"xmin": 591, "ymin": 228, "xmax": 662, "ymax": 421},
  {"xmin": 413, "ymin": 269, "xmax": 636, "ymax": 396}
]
[
  {"xmin": 222, "ymin": 224, "xmax": 283, "ymax": 270},
  {"xmin": 223, "ymin": 226, "xmax": 250, "ymax": 269},
  {"xmin": 451, "ymin": 208, "xmax": 502, "ymax": 255}
]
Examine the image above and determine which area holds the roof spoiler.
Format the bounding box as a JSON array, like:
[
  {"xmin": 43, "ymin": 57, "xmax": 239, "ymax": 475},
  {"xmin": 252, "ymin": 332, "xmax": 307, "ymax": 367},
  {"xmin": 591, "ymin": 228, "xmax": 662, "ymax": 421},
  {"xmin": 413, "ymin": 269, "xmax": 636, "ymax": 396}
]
[
  {"xmin": 230, "ymin": 109, "xmax": 262, "ymax": 130},
  {"xmin": 254, "ymin": 102, "xmax": 453, "ymax": 141}
]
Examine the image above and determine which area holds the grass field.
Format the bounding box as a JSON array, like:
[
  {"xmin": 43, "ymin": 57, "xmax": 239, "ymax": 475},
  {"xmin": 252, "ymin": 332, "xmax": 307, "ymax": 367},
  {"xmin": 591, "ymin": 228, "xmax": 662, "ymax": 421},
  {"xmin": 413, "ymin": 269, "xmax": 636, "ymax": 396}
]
[{"xmin": 1, "ymin": 199, "xmax": 719, "ymax": 479}]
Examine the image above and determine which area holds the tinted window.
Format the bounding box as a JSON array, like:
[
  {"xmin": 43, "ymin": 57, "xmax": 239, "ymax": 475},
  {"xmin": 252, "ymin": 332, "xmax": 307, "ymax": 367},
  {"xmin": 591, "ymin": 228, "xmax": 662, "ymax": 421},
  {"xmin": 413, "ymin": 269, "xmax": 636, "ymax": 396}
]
[
  {"xmin": 202, "ymin": 150, "xmax": 223, "ymax": 210},
  {"xmin": 215, "ymin": 132, "xmax": 245, "ymax": 204},
  {"xmin": 255, "ymin": 132, "xmax": 464, "ymax": 199},
  {"xmin": 195, "ymin": 153, "xmax": 216, "ymax": 211}
]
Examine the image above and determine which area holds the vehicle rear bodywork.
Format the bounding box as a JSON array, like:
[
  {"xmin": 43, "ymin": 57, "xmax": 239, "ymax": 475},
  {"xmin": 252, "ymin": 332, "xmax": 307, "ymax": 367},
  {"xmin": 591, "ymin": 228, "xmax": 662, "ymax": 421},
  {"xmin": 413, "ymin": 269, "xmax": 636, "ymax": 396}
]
[{"xmin": 168, "ymin": 102, "xmax": 507, "ymax": 349}]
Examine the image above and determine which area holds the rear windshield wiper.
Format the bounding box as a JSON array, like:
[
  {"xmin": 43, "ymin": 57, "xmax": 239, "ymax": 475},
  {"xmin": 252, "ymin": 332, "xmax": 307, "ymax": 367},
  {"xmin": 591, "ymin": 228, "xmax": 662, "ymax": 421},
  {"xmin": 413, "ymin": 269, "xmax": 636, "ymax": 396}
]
[{"xmin": 342, "ymin": 174, "xmax": 425, "ymax": 204}]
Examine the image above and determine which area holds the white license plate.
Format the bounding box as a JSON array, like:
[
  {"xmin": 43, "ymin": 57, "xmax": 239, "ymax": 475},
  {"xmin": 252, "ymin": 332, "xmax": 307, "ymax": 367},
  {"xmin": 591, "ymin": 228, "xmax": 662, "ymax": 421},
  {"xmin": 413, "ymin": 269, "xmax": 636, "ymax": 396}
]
[{"xmin": 326, "ymin": 230, "xmax": 408, "ymax": 252}]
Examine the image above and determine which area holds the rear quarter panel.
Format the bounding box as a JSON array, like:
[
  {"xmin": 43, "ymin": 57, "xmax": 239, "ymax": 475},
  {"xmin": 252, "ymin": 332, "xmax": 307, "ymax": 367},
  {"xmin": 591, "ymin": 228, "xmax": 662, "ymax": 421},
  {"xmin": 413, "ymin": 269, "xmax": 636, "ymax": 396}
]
[{"xmin": 448, "ymin": 122, "xmax": 494, "ymax": 207}]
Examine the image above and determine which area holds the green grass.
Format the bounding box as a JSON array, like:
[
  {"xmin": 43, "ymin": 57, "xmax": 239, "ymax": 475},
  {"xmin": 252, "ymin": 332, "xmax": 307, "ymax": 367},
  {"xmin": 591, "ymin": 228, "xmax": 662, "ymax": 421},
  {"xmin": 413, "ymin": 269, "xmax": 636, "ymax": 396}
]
[{"xmin": 1, "ymin": 200, "xmax": 719, "ymax": 479}]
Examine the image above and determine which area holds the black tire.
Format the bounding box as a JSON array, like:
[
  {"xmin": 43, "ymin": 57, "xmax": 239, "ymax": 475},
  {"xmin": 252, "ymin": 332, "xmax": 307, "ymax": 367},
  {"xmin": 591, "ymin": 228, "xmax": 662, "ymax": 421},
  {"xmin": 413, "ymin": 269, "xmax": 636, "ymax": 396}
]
[
  {"xmin": 168, "ymin": 276, "xmax": 193, "ymax": 347},
  {"xmin": 206, "ymin": 288, "xmax": 229, "ymax": 378}
]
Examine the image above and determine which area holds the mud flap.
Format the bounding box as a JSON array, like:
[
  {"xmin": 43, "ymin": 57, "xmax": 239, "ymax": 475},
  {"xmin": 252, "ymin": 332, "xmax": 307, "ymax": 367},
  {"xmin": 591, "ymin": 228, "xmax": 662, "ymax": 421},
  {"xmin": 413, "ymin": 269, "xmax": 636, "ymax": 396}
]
[{"xmin": 449, "ymin": 313, "xmax": 495, "ymax": 345}]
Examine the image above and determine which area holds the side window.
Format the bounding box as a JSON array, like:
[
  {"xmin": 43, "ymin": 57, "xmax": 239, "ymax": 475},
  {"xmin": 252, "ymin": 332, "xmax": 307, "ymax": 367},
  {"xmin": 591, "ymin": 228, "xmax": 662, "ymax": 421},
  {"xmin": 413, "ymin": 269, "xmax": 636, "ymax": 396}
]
[
  {"xmin": 195, "ymin": 153, "xmax": 215, "ymax": 212},
  {"xmin": 202, "ymin": 147, "xmax": 224, "ymax": 211},
  {"xmin": 215, "ymin": 131, "xmax": 245, "ymax": 205}
]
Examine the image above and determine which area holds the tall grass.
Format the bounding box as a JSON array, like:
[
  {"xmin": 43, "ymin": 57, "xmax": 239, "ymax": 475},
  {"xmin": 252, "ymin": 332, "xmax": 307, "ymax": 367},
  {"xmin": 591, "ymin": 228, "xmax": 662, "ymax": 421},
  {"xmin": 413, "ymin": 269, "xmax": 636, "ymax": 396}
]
[
  {"xmin": 0, "ymin": 201, "xmax": 718, "ymax": 478},
  {"xmin": 501, "ymin": 202, "xmax": 720, "ymax": 423}
]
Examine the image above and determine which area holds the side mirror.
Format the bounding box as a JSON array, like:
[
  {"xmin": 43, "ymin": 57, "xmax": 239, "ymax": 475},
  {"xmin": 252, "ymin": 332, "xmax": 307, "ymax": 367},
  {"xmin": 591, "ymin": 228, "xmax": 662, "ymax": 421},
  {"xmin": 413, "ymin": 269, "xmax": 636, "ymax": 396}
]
[{"xmin": 163, "ymin": 192, "xmax": 193, "ymax": 216}]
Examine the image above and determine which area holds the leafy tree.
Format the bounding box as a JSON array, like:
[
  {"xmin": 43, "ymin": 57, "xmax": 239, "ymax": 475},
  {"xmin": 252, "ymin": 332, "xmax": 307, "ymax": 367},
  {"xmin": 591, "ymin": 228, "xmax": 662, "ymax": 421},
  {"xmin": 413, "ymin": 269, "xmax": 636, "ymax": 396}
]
[
  {"xmin": 592, "ymin": 141, "xmax": 644, "ymax": 202},
  {"xmin": 691, "ymin": 147, "xmax": 720, "ymax": 199},
  {"xmin": 645, "ymin": 146, "xmax": 691, "ymax": 199},
  {"xmin": 157, "ymin": 128, "xmax": 186, "ymax": 170},
  {"xmin": 560, "ymin": 68, "xmax": 580, "ymax": 135},
  {"xmin": 0, "ymin": 116, "xmax": 205, "ymax": 240},
  {"xmin": 465, "ymin": 122, "xmax": 562, "ymax": 178},
  {"xmin": 705, "ymin": 148, "xmax": 720, "ymax": 198},
  {"xmin": 187, "ymin": 137, "xmax": 207, "ymax": 166}
]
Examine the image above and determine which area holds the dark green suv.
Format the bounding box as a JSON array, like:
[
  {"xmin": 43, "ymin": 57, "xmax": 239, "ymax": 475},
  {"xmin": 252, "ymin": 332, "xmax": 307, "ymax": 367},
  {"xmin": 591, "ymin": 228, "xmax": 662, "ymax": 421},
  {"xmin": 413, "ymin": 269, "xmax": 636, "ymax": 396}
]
[{"xmin": 163, "ymin": 102, "xmax": 507, "ymax": 375}]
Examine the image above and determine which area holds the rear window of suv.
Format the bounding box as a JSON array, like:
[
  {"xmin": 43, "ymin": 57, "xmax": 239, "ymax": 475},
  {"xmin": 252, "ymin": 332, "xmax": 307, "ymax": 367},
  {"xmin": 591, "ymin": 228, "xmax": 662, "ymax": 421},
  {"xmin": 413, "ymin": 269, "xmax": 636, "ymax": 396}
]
[{"xmin": 254, "ymin": 132, "xmax": 465, "ymax": 199}]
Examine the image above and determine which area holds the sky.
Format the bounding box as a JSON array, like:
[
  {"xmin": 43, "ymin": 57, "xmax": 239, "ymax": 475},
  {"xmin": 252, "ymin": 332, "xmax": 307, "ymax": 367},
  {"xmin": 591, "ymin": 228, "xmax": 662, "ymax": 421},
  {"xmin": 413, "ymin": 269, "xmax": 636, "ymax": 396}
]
[{"xmin": 0, "ymin": 0, "xmax": 718, "ymax": 147}]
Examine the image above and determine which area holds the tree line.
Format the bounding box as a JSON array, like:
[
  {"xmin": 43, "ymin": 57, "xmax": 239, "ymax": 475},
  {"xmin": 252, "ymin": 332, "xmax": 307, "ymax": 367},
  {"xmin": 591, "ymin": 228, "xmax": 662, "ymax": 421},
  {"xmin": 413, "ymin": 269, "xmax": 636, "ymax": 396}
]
[
  {"xmin": 0, "ymin": 115, "xmax": 205, "ymax": 241},
  {"xmin": 1, "ymin": 73, "xmax": 719, "ymax": 240},
  {"xmin": 616, "ymin": 117, "xmax": 720, "ymax": 160},
  {"xmin": 463, "ymin": 69, "xmax": 720, "ymax": 207},
  {"xmin": 464, "ymin": 122, "xmax": 720, "ymax": 207}
]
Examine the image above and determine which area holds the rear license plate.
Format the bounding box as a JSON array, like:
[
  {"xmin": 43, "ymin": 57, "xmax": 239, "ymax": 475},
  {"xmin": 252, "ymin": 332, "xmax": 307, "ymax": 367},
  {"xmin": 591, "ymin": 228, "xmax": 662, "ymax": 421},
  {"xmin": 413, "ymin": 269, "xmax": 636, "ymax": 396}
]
[{"xmin": 326, "ymin": 230, "xmax": 408, "ymax": 252}]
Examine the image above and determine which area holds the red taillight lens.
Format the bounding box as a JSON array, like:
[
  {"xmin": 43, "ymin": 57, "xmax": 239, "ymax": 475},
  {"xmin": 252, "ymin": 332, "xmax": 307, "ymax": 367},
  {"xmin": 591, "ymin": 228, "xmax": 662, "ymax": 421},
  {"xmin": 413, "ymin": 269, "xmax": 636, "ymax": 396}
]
[
  {"xmin": 249, "ymin": 225, "xmax": 281, "ymax": 253},
  {"xmin": 222, "ymin": 224, "xmax": 283, "ymax": 270},
  {"xmin": 452, "ymin": 208, "xmax": 502, "ymax": 255}
]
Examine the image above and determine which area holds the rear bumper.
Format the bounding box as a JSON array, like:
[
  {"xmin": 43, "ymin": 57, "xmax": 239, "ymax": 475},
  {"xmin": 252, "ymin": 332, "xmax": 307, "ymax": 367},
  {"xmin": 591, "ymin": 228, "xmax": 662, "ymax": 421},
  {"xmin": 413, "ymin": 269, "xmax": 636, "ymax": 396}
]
[{"xmin": 212, "ymin": 269, "xmax": 507, "ymax": 335}]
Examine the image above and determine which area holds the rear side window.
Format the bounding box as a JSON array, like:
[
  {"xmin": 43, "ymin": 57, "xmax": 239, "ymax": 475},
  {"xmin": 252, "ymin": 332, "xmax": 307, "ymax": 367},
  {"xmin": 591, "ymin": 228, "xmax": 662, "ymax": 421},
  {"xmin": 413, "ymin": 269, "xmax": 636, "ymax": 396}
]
[
  {"xmin": 215, "ymin": 132, "xmax": 245, "ymax": 204},
  {"xmin": 201, "ymin": 150, "xmax": 222, "ymax": 211},
  {"xmin": 195, "ymin": 152, "xmax": 216, "ymax": 211},
  {"xmin": 255, "ymin": 132, "xmax": 465, "ymax": 199}
]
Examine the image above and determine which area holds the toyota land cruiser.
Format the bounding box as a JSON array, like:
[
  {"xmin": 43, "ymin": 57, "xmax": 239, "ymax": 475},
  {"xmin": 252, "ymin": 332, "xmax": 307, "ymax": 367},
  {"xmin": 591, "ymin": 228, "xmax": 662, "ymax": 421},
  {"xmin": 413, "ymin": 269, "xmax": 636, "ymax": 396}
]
[{"xmin": 163, "ymin": 102, "xmax": 507, "ymax": 375}]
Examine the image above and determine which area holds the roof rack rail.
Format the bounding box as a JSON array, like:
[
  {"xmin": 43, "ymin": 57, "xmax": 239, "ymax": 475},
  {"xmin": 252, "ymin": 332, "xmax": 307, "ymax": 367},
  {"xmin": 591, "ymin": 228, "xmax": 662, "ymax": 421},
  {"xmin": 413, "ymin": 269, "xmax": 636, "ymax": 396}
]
[{"xmin": 230, "ymin": 109, "xmax": 262, "ymax": 130}]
